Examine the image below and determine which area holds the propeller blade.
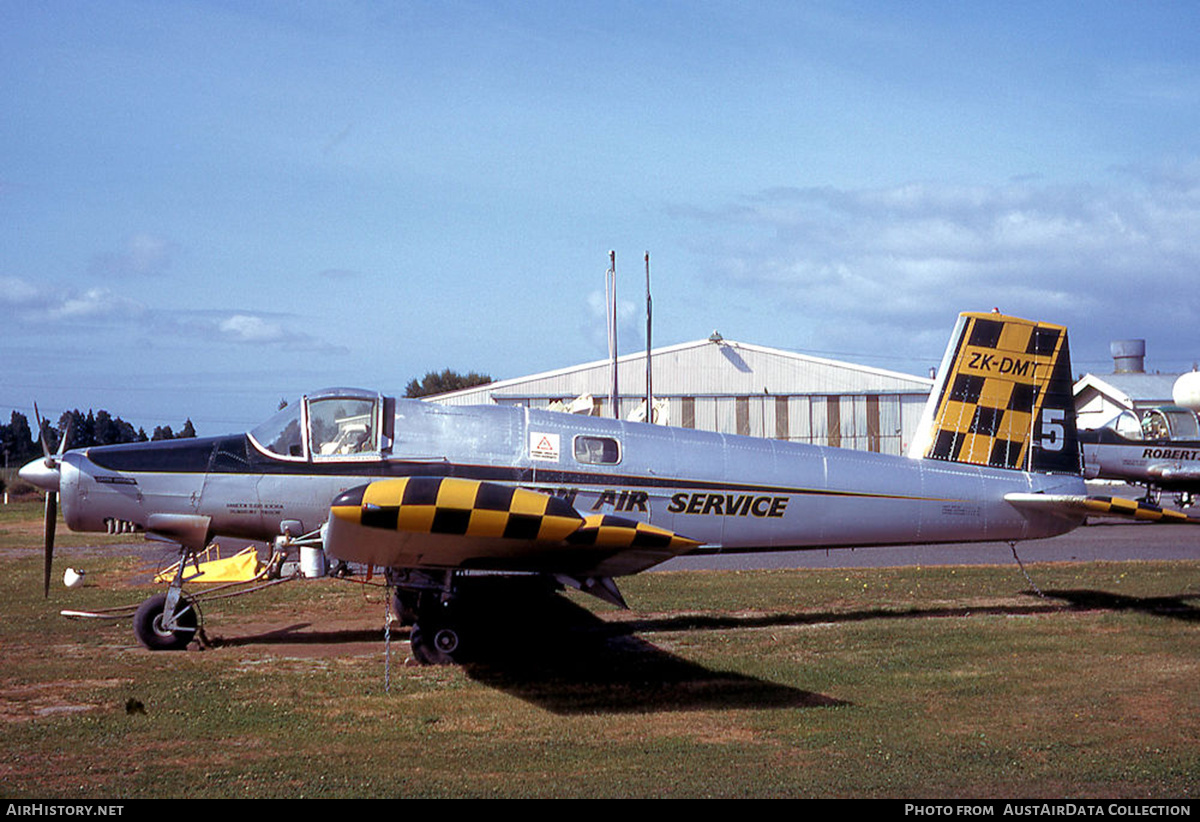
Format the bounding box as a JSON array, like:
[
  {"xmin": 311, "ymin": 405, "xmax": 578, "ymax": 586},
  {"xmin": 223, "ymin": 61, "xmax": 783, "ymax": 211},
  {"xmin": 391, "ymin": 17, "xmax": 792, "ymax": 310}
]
[
  {"xmin": 33, "ymin": 402, "xmax": 53, "ymax": 462},
  {"xmin": 57, "ymin": 418, "xmax": 71, "ymax": 459},
  {"xmin": 43, "ymin": 491, "xmax": 57, "ymax": 598}
]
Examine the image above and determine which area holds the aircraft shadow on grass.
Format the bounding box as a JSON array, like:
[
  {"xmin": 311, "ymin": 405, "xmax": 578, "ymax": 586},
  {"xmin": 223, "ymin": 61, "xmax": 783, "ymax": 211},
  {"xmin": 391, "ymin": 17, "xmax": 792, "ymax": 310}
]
[
  {"xmin": 206, "ymin": 583, "xmax": 1198, "ymax": 714},
  {"xmin": 206, "ymin": 592, "xmax": 842, "ymax": 714},
  {"xmin": 1039, "ymin": 589, "xmax": 1200, "ymax": 621},
  {"xmin": 456, "ymin": 593, "xmax": 844, "ymax": 715},
  {"xmin": 213, "ymin": 624, "xmax": 384, "ymax": 646},
  {"xmin": 449, "ymin": 586, "xmax": 1194, "ymax": 713}
]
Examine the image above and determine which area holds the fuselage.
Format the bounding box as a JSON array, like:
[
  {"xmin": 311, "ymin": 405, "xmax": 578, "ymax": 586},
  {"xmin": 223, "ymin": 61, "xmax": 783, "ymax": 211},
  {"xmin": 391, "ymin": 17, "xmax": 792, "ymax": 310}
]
[
  {"xmin": 1080, "ymin": 429, "xmax": 1200, "ymax": 493},
  {"xmin": 46, "ymin": 396, "xmax": 1085, "ymax": 568}
]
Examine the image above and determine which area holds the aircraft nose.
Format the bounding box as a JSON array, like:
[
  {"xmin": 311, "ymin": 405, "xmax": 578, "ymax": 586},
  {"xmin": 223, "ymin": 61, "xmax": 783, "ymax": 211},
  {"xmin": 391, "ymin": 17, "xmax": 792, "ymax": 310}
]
[{"xmin": 18, "ymin": 456, "xmax": 61, "ymax": 493}]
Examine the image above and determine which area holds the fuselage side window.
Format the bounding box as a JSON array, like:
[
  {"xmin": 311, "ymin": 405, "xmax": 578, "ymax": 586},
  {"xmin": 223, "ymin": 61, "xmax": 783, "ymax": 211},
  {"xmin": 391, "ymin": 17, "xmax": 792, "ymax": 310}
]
[{"xmin": 574, "ymin": 435, "xmax": 620, "ymax": 465}]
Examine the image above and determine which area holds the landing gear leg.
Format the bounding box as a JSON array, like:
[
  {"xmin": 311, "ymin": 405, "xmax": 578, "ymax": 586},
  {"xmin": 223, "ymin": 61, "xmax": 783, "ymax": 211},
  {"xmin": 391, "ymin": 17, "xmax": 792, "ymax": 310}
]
[
  {"xmin": 409, "ymin": 583, "xmax": 469, "ymax": 665},
  {"xmin": 132, "ymin": 544, "xmax": 201, "ymax": 651},
  {"xmin": 386, "ymin": 569, "xmax": 469, "ymax": 665},
  {"xmin": 132, "ymin": 592, "xmax": 198, "ymax": 650}
]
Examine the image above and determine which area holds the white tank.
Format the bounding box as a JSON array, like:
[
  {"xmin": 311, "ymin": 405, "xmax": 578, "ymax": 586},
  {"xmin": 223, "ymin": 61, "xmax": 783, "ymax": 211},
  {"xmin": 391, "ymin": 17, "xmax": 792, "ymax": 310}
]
[
  {"xmin": 1172, "ymin": 372, "xmax": 1200, "ymax": 411},
  {"xmin": 300, "ymin": 546, "xmax": 327, "ymax": 578}
]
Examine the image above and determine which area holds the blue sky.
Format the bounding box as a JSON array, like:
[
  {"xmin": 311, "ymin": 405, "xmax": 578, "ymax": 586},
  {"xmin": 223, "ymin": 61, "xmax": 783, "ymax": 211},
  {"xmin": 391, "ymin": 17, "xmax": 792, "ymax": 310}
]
[{"xmin": 3, "ymin": 1, "xmax": 1199, "ymax": 436}]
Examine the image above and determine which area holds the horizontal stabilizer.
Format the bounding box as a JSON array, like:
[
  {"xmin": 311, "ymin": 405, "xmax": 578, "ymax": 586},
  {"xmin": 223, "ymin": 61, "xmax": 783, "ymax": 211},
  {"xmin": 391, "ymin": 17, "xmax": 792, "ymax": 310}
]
[{"xmin": 1005, "ymin": 493, "xmax": 1199, "ymax": 524}]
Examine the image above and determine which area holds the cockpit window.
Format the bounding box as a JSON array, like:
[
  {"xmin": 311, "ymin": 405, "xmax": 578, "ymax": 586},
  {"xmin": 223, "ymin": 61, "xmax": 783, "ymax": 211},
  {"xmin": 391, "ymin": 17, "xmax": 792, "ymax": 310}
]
[
  {"xmin": 308, "ymin": 396, "xmax": 378, "ymax": 457},
  {"xmin": 249, "ymin": 403, "xmax": 305, "ymax": 458},
  {"xmin": 249, "ymin": 390, "xmax": 391, "ymax": 461},
  {"xmin": 1142, "ymin": 408, "xmax": 1200, "ymax": 442},
  {"xmin": 1167, "ymin": 409, "xmax": 1200, "ymax": 440},
  {"xmin": 1142, "ymin": 411, "xmax": 1170, "ymax": 440}
]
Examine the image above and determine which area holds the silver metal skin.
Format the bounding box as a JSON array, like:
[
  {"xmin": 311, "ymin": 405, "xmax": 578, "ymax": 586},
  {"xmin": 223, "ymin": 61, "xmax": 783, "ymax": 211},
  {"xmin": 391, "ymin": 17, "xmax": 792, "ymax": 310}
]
[
  {"xmin": 22, "ymin": 312, "xmax": 1139, "ymax": 658},
  {"xmin": 1080, "ymin": 408, "xmax": 1200, "ymax": 505},
  {"xmin": 22, "ymin": 387, "xmax": 1085, "ymax": 576}
]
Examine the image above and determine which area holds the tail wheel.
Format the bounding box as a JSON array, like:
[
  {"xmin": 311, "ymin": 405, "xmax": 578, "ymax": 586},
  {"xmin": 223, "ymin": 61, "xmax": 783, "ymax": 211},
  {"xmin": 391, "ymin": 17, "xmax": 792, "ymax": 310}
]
[{"xmin": 133, "ymin": 593, "xmax": 199, "ymax": 651}]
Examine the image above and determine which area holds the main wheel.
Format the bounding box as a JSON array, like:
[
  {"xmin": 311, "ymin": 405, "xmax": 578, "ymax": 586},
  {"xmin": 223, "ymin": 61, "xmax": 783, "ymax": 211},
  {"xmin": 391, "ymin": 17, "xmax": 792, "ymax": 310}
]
[
  {"xmin": 133, "ymin": 593, "xmax": 198, "ymax": 651},
  {"xmin": 409, "ymin": 622, "xmax": 464, "ymax": 665}
]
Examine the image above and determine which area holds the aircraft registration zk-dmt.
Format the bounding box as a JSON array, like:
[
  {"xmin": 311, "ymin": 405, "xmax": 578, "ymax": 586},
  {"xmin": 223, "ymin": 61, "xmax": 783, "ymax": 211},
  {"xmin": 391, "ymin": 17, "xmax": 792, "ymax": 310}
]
[{"xmin": 19, "ymin": 311, "xmax": 1198, "ymax": 663}]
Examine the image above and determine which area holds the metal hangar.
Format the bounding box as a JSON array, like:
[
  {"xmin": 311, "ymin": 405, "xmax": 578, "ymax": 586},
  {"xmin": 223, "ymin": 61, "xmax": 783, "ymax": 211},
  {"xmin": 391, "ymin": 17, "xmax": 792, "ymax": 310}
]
[{"xmin": 426, "ymin": 336, "xmax": 934, "ymax": 457}]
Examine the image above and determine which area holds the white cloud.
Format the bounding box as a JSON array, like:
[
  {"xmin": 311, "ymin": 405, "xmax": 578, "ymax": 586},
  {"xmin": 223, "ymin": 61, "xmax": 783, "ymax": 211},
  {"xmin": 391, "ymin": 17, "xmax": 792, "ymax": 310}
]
[
  {"xmin": 219, "ymin": 314, "xmax": 286, "ymax": 343},
  {"xmin": 585, "ymin": 288, "xmax": 642, "ymax": 355},
  {"xmin": 680, "ymin": 171, "xmax": 1200, "ymax": 369},
  {"xmin": 0, "ymin": 276, "xmax": 145, "ymax": 323},
  {"xmin": 0, "ymin": 275, "xmax": 43, "ymax": 306},
  {"xmin": 48, "ymin": 288, "xmax": 141, "ymax": 320},
  {"xmin": 210, "ymin": 312, "xmax": 347, "ymax": 354}
]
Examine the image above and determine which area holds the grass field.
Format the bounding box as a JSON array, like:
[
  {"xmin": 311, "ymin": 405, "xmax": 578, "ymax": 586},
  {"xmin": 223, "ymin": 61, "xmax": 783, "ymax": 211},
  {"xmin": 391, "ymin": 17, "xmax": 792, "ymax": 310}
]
[{"xmin": 1, "ymin": 499, "xmax": 1197, "ymax": 799}]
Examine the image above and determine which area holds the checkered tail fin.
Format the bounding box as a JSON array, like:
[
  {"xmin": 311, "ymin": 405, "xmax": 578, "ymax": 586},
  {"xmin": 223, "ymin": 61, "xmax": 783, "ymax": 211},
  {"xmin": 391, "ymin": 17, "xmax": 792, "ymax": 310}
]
[{"xmin": 907, "ymin": 312, "xmax": 1081, "ymax": 474}]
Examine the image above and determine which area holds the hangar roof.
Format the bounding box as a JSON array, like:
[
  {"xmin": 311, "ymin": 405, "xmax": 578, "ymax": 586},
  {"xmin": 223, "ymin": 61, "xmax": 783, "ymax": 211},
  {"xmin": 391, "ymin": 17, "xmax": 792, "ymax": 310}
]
[
  {"xmin": 1074, "ymin": 372, "xmax": 1181, "ymax": 410},
  {"xmin": 428, "ymin": 337, "xmax": 933, "ymax": 406}
]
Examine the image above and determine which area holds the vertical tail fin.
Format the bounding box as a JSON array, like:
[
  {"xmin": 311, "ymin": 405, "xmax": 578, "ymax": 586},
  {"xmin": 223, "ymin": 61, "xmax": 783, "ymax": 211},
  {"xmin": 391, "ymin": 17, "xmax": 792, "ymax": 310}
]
[{"xmin": 908, "ymin": 312, "xmax": 1080, "ymax": 474}]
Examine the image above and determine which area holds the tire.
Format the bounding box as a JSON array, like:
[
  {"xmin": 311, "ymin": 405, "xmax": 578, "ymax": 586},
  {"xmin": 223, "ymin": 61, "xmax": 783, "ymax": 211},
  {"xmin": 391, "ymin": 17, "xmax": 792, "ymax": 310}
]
[
  {"xmin": 409, "ymin": 621, "xmax": 464, "ymax": 665},
  {"xmin": 133, "ymin": 593, "xmax": 198, "ymax": 651}
]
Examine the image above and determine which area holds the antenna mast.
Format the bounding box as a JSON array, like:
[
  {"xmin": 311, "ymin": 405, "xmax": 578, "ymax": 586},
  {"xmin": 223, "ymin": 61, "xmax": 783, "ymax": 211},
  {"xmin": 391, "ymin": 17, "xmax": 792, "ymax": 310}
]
[
  {"xmin": 606, "ymin": 251, "xmax": 619, "ymax": 418},
  {"xmin": 645, "ymin": 252, "xmax": 653, "ymax": 422}
]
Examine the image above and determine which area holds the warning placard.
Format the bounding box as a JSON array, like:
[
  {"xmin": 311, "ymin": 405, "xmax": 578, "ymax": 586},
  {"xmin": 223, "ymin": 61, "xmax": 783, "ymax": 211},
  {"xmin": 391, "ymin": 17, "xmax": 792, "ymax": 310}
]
[{"xmin": 530, "ymin": 432, "xmax": 560, "ymax": 462}]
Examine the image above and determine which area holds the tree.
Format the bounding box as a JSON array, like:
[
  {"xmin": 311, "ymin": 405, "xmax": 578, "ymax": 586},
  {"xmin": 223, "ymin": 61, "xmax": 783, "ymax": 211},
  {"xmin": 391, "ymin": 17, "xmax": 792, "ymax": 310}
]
[
  {"xmin": 1, "ymin": 411, "xmax": 37, "ymax": 468},
  {"xmin": 405, "ymin": 369, "xmax": 493, "ymax": 399},
  {"xmin": 94, "ymin": 410, "xmax": 138, "ymax": 445}
]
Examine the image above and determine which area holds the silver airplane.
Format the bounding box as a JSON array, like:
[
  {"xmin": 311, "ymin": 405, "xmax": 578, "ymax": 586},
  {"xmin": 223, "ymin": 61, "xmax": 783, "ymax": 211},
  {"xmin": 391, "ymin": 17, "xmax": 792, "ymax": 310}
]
[
  {"xmin": 1080, "ymin": 405, "xmax": 1200, "ymax": 507},
  {"xmin": 19, "ymin": 311, "xmax": 1197, "ymax": 662}
]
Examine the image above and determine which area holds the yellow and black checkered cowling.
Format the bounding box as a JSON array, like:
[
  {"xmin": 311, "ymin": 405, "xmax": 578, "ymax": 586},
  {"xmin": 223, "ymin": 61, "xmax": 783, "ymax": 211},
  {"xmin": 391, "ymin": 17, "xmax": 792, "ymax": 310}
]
[
  {"xmin": 924, "ymin": 312, "xmax": 1080, "ymax": 474},
  {"xmin": 330, "ymin": 477, "xmax": 701, "ymax": 554},
  {"xmin": 567, "ymin": 514, "xmax": 700, "ymax": 552},
  {"xmin": 330, "ymin": 477, "xmax": 586, "ymax": 542}
]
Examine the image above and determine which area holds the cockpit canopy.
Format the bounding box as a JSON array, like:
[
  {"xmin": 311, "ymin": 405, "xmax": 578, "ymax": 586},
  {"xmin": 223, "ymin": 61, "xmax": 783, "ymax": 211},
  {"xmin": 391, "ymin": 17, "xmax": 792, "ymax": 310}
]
[
  {"xmin": 248, "ymin": 388, "xmax": 395, "ymax": 460},
  {"xmin": 1102, "ymin": 406, "xmax": 1200, "ymax": 443}
]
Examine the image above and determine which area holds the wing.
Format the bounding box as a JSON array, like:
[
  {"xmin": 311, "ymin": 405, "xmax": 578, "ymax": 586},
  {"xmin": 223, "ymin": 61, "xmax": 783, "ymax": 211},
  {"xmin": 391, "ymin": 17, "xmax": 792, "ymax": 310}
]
[
  {"xmin": 322, "ymin": 477, "xmax": 700, "ymax": 577},
  {"xmin": 1005, "ymin": 493, "xmax": 1200, "ymax": 524}
]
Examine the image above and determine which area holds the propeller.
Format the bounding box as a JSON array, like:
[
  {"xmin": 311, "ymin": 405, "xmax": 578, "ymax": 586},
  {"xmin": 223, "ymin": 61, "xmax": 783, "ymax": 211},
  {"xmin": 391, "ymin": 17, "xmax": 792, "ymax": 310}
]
[
  {"xmin": 43, "ymin": 490, "xmax": 56, "ymax": 598},
  {"xmin": 30, "ymin": 404, "xmax": 68, "ymax": 598}
]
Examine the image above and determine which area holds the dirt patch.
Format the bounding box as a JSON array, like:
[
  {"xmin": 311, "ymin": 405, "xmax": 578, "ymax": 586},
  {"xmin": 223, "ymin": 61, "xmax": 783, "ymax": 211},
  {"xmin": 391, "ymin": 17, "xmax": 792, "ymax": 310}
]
[
  {"xmin": 199, "ymin": 612, "xmax": 401, "ymax": 660},
  {"xmin": 0, "ymin": 678, "xmax": 131, "ymax": 723}
]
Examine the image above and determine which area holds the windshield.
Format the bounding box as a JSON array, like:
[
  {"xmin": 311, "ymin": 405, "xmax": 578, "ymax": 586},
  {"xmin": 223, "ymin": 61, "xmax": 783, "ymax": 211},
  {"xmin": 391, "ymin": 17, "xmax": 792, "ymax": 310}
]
[{"xmin": 249, "ymin": 402, "xmax": 304, "ymax": 458}]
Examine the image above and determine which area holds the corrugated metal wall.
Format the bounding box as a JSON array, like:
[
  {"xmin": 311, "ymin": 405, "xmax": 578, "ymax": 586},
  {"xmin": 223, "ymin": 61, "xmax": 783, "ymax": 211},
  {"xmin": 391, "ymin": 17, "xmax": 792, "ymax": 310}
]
[
  {"xmin": 429, "ymin": 338, "xmax": 933, "ymax": 455},
  {"xmin": 486, "ymin": 391, "xmax": 928, "ymax": 456}
]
